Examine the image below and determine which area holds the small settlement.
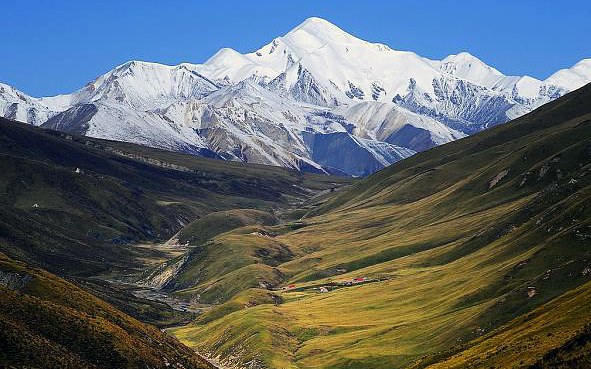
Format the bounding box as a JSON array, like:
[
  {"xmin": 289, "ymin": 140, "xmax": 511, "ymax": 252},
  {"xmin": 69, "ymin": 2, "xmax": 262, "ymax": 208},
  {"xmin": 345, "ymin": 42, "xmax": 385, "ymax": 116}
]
[{"xmin": 279, "ymin": 277, "xmax": 370, "ymax": 293}]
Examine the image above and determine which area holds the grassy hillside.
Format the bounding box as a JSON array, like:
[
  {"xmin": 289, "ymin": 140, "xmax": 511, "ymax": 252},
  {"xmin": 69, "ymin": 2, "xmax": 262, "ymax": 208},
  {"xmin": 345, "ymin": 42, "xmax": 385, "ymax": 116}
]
[
  {"xmin": 139, "ymin": 209, "xmax": 288, "ymax": 303},
  {"xmin": 170, "ymin": 83, "xmax": 591, "ymax": 368},
  {"xmin": 143, "ymin": 223, "xmax": 294, "ymax": 304},
  {"xmin": 0, "ymin": 117, "xmax": 350, "ymax": 277},
  {"xmin": 173, "ymin": 209, "xmax": 280, "ymax": 247},
  {"xmin": 408, "ymin": 280, "xmax": 591, "ymax": 369},
  {"xmin": 170, "ymin": 228, "xmax": 293, "ymax": 304},
  {"xmin": 0, "ymin": 252, "xmax": 214, "ymax": 369}
]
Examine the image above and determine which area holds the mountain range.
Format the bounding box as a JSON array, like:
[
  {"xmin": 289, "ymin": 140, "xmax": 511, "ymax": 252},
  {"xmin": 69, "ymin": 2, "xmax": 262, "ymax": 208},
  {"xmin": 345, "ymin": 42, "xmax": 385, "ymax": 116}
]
[{"xmin": 1, "ymin": 17, "xmax": 590, "ymax": 176}]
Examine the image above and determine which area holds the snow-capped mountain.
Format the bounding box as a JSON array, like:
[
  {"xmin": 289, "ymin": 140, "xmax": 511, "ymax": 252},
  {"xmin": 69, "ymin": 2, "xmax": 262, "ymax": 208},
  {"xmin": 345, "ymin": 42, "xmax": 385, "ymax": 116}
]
[
  {"xmin": 545, "ymin": 59, "xmax": 591, "ymax": 91},
  {"xmin": 0, "ymin": 83, "xmax": 57, "ymax": 125},
  {"xmin": 1, "ymin": 17, "xmax": 590, "ymax": 176}
]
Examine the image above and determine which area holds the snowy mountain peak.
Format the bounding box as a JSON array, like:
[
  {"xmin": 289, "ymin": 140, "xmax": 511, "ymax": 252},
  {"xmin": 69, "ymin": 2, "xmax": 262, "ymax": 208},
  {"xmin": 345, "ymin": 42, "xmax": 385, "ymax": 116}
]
[
  {"xmin": 204, "ymin": 47, "xmax": 248, "ymax": 68},
  {"xmin": 51, "ymin": 58, "xmax": 221, "ymax": 111},
  {"xmin": 0, "ymin": 82, "xmax": 33, "ymax": 102},
  {"xmin": 0, "ymin": 82, "xmax": 55, "ymax": 125},
  {"xmin": 438, "ymin": 51, "xmax": 512, "ymax": 90},
  {"xmin": 545, "ymin": 58, "xmax": 591, "ymax": 91},
  {"xmin": 286, "ymin": 17, "xmax": 360, "ymax": 46},
  {"xmin": 442, "ymin": 51, "xmax": 500, "ymax": 72},
  {"xmin": 436, "ymin": 51, "xmax": 563, "ymax": 102},
  {"xmin": 445, "ymin": 51, "xmax": 483, "ymax": 62},
  {"xmin": 449, "ymin": 51, "xmax": 475, "ymax": 59},
  {"xmin": 574, "ymin": 59, "xmax": 591, "ymax": 67}
]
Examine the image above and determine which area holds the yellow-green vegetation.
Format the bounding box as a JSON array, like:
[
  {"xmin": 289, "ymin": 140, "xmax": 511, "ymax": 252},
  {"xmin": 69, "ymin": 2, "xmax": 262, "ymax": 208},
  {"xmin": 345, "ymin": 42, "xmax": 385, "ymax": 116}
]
[
  {"xmin": 195, "ymin": 288, "xmax": 282, "ymax": 325},
  {"xmin": 0, "ymin": 252, "xmax": 214, "ymax": 369},
  {"xmin": 529, "ymin": 322, "xmax": 591, "ymax": 368},
  {"xmin": 173, "ymin": 304, "xmax": 299, "ymax": 369},
  {"xmin": 408, "ymin": 280, "xmax": 591, "ymax": 369},
  {"xmin": 169, "ymin": 84, "xmax": 591, "ymax": 368},
  {"xmin": 138, "ymin": 209, "xmax": 283, "ymax": 300},
  {"xmin": 145, "ymin": 223, "xmax": 294, "ymax": 304}
]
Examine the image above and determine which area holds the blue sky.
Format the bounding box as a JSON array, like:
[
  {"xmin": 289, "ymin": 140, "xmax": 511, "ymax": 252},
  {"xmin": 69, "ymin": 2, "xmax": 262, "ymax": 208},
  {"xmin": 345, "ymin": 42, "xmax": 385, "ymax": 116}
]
[{"xmin": 3, "ymin": 0, "xmax": 590, "ymax": 97}]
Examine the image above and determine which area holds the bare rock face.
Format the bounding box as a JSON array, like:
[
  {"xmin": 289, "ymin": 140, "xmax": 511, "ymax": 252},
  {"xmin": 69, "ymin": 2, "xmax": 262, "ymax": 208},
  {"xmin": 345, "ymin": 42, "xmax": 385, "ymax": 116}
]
[
  {"xmin": 42, "ymin": 103, "xmax": 98, "ymax": 135},
  {"xmin": 0, "ymin": 269, "xmax": 33, "ymax": 290},
  {"xmin": 488, "ymin": 169, "xmax": 509, "ymax": 189}
]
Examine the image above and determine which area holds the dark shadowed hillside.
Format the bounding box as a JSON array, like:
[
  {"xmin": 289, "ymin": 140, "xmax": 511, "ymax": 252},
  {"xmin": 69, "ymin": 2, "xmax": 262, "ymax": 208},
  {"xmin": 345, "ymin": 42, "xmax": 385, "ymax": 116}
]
[{"xmin": 0, "ymin": 118, "xmax": 350, "ymax": 277}]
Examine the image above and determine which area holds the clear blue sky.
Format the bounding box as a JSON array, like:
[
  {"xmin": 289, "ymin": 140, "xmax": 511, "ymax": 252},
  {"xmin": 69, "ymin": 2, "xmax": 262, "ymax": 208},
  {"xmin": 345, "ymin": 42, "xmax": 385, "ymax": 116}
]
[{"xmin": 3, "ymin": 0, "xmax": 590, "ymax": 97}]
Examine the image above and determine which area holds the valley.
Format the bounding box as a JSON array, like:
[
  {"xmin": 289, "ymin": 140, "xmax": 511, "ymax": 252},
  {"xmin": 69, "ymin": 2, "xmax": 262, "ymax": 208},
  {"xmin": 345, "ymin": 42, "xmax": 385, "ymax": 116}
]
[
  {"xmin": 159, "ymin": 83, "xmax": 591, "ymax": 368},
  {"xmin": 2, "ymin": 81, "xmax": 591, "ymax": 368},
  {"xmin": 1, "ymin": 15, "xmax": 591, "ymax": 369}
]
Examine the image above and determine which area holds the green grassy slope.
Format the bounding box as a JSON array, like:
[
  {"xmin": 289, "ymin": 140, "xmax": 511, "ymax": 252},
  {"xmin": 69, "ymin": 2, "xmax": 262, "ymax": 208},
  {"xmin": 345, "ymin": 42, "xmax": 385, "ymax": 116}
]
[
  {"xmin": 171, "ymin": 83, "xmax": 591, "ymax": 368},
  {"xmin": 408, "ymin": 280, "xmax": 591, "ymax": 369},
  {"xmin": 174, "ymin": 209, "xmax": 280, "ymax": 247},
  {"xmin": 0, "ymin": 118, "xmax": 350, "ymax": 277},
  {"xmin": 0, "ymin": 252, "xmax": 214, "ymax": 369},
  {"xmin": 170, "ymin": 229, "xmax": 293, "ymax": 304},
  {"xmin": 139, "ymin": 209, "xmax": 288, "ymax": 303},
  {"xmin": 144, "ymin": 223, "xmax": 294, "ymax": 304}
]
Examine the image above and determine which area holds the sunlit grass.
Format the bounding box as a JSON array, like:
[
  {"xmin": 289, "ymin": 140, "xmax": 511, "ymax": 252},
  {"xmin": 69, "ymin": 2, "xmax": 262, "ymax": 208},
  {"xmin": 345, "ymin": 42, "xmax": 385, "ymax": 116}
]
[{"xmin": 170, "ymin": 86, "xmax": 591, "ymax": 368}]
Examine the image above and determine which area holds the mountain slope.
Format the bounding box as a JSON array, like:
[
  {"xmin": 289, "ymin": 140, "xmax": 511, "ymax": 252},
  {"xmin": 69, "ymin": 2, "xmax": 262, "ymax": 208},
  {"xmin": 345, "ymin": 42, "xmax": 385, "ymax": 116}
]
[
  {"xmin": 1, "ymin": 18, "xmax": 589, "ymax": 176},
  {"xmin": 169, "ymin": 83, "xmax": 591, "ymax": 369},
  {"xmin": 408, "ymin": 280, "xmax": 591, "ymax": 369},
  {"xmin": 176, "ymin": 278, "xmax": 591, "ymax": 369},
  {"xmin": 138, "ymin": 209, "xmax": 285, "ymax": 299},
  {"xmin": 0, "ymin": 252, "xmax": 215, "ymax": 369},
  {"xmin": 546, "ymin": 59, "xmax": 591, "ymax": 91},
  {"xmin": 0, "ymin": 117, "xmax": 350, "ymax": 277},
  {"xmin": 0, "ymin": 82, "xmax": 57, "ymax": 125}
]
